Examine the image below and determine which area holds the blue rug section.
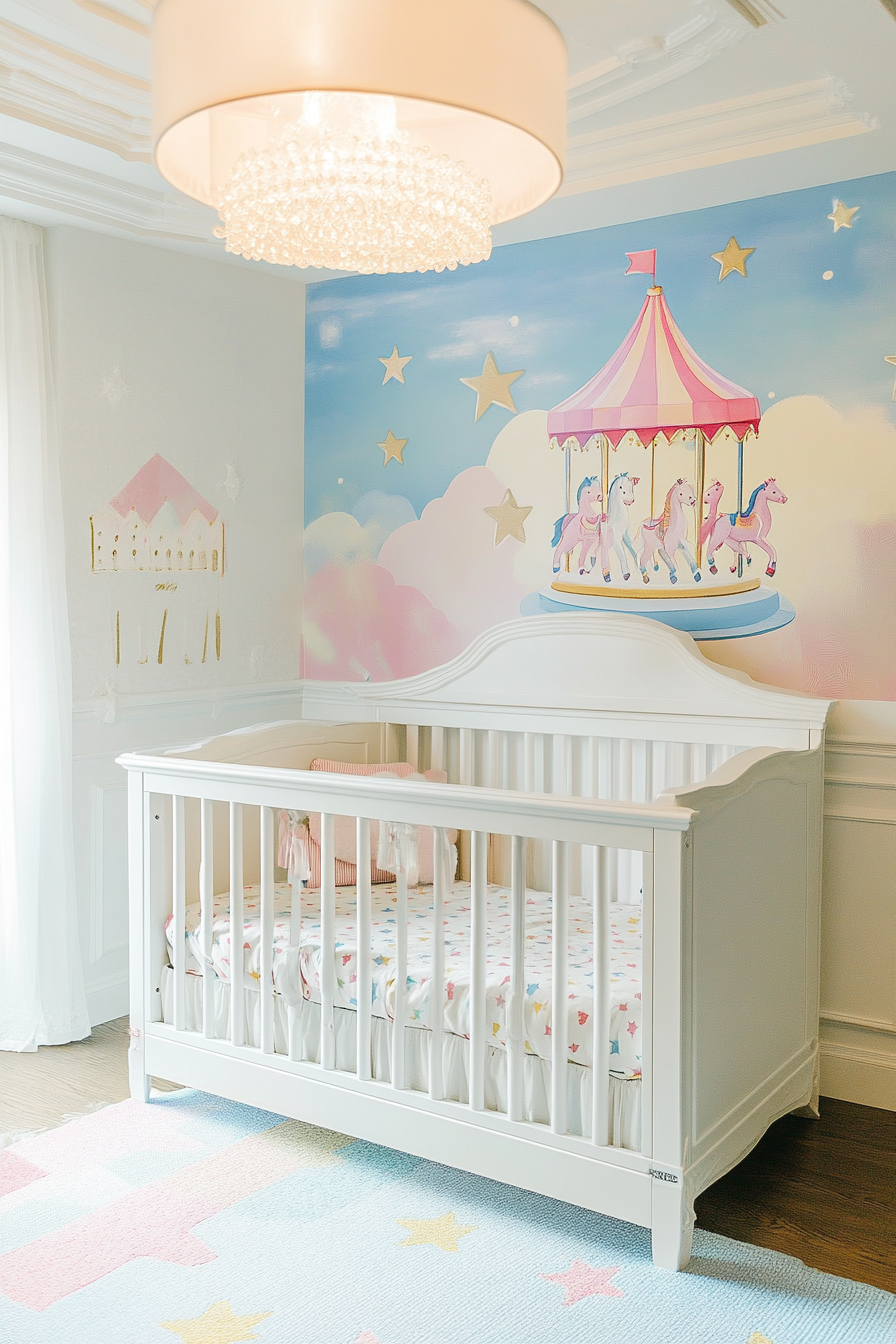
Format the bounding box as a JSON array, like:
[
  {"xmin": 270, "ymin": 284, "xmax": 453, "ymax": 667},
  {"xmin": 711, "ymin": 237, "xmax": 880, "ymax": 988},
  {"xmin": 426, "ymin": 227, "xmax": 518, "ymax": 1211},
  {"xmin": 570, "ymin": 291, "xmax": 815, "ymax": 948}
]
[{"xmin": 1, "ymin": 1089, "xmax": 893, "ymax": 1344}]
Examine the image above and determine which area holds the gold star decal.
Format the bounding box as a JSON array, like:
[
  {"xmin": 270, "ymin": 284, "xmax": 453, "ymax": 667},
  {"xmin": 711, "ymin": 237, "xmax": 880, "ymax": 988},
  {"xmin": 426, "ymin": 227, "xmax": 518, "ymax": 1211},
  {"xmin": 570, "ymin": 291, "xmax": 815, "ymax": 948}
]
[
  {"xmin": 378, "ymin": 429, "xmax": 407, "ymax": 465},
  {"xmin": 885, "ymin": 355, "xmax": 896, "ymax": 400},
  {"xmin": 460, "ymin": 351, "xmax": 524, "ymax": 420},
  {"xmin": 747, "ymin": 1335, "xmax": 776, "ymax": 1344},
  {"xmin": 379, "ymin": 345, "xmax": 413, "ymax": 384},
  {"xmin": 711, "ymin": 237, "xmax": 755, "ymax": 281},
  {"xmin": 397, "ymin": 1211, "xmax": 477, "ymax": 1252},
  {"xmin": 483, "ymin": 489, "xmax": 532, "ymax": 545},
  {"xmin": 828, "ymin": 199, "xmax": 859, "ymax": 232},
  {"xmin": 160, "ymin": 1301, "xmax": 272, "ymax": 1343}
]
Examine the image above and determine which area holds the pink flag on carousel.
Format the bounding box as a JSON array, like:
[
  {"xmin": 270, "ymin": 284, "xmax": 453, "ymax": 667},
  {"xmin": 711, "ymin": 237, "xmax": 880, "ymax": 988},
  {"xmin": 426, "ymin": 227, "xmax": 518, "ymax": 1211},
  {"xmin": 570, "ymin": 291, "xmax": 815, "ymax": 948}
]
[{"xmin": 624, "ymin": 249, "xmax": 656, "ymax": 277}]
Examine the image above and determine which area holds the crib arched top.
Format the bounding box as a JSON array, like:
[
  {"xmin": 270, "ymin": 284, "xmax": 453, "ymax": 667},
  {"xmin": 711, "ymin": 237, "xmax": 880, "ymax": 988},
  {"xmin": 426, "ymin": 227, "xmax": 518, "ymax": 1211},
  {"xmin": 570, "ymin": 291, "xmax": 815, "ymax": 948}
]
[{"xmin": 303, "ymin": 614, "xmax": 832, "ymax": 749}]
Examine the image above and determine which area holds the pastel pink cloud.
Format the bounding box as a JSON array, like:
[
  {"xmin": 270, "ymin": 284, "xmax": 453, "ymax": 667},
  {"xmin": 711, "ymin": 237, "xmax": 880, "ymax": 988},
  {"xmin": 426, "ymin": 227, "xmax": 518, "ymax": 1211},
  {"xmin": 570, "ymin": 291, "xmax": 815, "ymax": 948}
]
[
  {"xmin": 303, "ymin": 560, "xmax": 462, "ymax": 681},
  {"xmin": 377, "ymin": 466, "xmax": 529, "ymax": 646}
]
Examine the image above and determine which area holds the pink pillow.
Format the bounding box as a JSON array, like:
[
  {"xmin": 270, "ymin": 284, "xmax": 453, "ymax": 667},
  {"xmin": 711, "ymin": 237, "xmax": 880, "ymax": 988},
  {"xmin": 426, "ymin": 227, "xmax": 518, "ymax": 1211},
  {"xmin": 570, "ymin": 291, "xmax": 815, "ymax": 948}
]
[{"xmin": 305, "ymin": 758, "xmax": 453, "ymax": 886}]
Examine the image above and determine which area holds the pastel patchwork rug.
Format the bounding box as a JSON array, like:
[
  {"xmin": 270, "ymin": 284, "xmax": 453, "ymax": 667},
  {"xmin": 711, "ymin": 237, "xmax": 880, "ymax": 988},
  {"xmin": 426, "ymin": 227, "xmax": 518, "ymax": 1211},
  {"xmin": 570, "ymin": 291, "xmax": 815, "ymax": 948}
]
[{"xmin": 1, "ymin": 1091, "xmax": 894, "ymax": 1344}]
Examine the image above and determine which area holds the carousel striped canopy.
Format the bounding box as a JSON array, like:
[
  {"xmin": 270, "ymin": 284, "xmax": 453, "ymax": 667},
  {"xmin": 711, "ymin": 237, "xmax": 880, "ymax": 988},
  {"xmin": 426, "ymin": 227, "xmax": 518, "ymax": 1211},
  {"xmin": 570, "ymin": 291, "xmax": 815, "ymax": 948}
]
[{"xmin": 547, "ymin": 286, "xmax": 761, "ymax": 448}]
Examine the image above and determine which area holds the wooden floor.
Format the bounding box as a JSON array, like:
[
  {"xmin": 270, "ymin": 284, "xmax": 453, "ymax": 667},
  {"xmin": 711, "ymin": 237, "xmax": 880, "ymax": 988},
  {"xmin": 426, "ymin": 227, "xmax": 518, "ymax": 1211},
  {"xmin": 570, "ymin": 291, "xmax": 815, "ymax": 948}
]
[{"xmin": 3, "ymin": 1023, "xmax": 894, "ymax": 1293}]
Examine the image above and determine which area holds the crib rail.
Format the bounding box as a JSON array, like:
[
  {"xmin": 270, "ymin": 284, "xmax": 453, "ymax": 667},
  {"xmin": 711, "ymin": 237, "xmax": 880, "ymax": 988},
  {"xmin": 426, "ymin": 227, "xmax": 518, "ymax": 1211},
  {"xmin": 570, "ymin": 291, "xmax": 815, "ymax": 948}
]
[{"xmin": 120, "ymin": 749, "xmax": 694, "ymax": 1160}]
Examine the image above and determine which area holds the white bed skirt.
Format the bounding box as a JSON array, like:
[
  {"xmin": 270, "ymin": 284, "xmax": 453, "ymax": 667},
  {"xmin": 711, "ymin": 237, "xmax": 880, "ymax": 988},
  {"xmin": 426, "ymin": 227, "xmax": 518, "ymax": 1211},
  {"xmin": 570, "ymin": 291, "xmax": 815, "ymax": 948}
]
[{"xmin": 160, "ymin": 968, "xmax": 641, "ymax": 1150}]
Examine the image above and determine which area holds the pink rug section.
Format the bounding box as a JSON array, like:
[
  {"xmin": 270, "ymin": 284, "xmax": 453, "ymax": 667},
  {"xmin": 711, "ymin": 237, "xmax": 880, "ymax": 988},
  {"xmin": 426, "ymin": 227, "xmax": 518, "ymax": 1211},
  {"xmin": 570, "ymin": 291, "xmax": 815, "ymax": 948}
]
[{"xmin": 0, "ymin": 1151, "xmax": 47, "ymax": 1197}]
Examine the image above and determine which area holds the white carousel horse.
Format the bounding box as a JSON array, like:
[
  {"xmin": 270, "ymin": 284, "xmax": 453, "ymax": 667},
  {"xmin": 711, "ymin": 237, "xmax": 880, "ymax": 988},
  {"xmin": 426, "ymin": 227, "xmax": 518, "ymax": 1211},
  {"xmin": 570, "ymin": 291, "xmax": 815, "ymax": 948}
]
[{"xmin": 590, "ymin": 472, "xmax": 640, "ymax": 583}]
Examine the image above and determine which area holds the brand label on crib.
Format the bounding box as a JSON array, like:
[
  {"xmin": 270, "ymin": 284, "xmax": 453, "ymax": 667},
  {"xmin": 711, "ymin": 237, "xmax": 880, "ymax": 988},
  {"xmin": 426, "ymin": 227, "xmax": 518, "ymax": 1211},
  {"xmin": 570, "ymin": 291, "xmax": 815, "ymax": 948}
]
[{"xmin": 648, "ymin": 1168, "xmax": 679, "ymax": 1184}]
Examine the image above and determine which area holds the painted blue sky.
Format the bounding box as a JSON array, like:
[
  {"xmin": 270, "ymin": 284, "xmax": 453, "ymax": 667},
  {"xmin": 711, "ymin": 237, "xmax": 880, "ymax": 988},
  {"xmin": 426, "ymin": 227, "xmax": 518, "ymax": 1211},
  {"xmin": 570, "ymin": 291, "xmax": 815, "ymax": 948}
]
[{"xmin": 305, "ymin": 170, "xmax": 896, "ymax": 525}]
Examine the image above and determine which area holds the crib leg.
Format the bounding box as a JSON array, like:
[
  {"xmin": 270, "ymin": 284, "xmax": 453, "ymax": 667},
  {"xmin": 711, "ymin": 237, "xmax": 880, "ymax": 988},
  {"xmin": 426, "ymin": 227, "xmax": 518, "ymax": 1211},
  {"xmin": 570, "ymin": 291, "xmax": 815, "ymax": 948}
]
[
  {"xmin": 128, "ymin": 1034, "xmax": 151, "ymax": 1103},
  {"xmin": 791, "ymin": 1053, "xmax": 821, "ymax": 1120},
  {"xmin": 650, "ymin": 1177, "xmax": 694, "ymax": 1271}
]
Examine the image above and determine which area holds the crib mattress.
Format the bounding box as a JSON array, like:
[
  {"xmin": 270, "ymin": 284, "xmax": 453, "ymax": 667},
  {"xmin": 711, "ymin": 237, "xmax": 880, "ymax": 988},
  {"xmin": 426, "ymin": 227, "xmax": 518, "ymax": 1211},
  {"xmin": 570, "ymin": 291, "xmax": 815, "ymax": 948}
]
[{"xmin": 164, "ymin": 881, "xmax": 643, "ymax": 1079}]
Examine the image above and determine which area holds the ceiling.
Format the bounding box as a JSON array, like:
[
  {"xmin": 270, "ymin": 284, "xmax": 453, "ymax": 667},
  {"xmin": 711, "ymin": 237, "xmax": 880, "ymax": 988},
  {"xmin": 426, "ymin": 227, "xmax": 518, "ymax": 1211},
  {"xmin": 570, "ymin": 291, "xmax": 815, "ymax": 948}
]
[{"xmin": 0, "ymin": 0, "xmax": 894, "ymax": 272}]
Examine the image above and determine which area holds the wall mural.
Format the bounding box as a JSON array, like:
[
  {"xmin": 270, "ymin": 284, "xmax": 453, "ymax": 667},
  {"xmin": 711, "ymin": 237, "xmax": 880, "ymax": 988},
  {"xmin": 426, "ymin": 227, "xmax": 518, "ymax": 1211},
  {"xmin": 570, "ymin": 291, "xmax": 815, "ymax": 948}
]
[{"xmin": 304, "ymin": 171, "xmax": 896, "ymax": 701}]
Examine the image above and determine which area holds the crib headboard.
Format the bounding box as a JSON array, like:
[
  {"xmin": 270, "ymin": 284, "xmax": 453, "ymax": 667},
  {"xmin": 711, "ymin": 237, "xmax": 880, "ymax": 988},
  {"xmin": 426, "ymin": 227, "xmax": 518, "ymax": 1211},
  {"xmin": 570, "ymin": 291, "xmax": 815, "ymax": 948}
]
[{"xmin": 302, "ymin": 613, "xmax": 830, "ymax": 752}]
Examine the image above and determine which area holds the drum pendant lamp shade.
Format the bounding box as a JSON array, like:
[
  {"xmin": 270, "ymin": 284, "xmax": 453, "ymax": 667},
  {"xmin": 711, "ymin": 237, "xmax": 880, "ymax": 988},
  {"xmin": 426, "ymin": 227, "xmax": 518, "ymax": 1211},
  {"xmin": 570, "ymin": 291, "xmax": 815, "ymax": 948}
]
[{"xmin": 152, "ymin": 0, "xmax": 568, "ymax": 274}]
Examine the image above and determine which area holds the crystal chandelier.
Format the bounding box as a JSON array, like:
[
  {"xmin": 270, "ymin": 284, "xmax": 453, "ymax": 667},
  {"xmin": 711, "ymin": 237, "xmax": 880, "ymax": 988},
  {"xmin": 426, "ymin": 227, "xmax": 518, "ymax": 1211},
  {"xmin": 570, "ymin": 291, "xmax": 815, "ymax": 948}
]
[
  {"xmin": 214, "ymin": 93, "xmax": 493, "ymax": 274},
  {"xmin": 151, "ymin": 0, "xmax": 567, "ymax": 275}
]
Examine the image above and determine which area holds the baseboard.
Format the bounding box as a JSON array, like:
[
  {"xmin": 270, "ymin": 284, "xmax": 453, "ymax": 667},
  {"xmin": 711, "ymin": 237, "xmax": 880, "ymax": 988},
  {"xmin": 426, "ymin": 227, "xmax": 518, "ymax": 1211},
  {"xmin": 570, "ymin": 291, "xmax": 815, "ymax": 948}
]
[
  {"xmin": 85, "ymin": 974, "xmax": 129, "ymax": 1028},
  {"xmin": 820, "ymin": 1040, "xmax": 896, "ymax": 1111}
]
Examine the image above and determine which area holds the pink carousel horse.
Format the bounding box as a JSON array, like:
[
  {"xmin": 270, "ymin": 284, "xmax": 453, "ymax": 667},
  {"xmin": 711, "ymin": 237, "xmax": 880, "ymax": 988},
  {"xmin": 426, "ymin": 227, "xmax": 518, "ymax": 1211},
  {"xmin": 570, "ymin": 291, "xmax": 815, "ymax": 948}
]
[
  {"xmin": 639, "ymin": 479, "xmax": 701, "ymax": 585},
  {"xmin": 706, "ymin": 478, "xmax": 787, "ymax": 577},
  {"xmin": 552, "ymin": 476, "xmax": 603, "ymax": 575},
  {"xmin": 699, "ymin": 479, "xmax": 725, "ymax": 546}
]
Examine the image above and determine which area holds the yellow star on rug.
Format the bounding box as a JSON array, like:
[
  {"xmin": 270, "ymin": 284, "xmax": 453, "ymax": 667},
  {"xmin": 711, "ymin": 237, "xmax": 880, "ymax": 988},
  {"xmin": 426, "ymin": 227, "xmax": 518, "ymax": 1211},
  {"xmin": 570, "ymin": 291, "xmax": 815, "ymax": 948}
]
[
  {"xmin": 379, "ymin": 345, "xmax": 413, "ymax": 384},
  {"xmin": 711, "ymin": 236, "xmax": 755, "ymax": 281},
  {"xmin": 397, "ymin": 1211, "xmax": 477, "ymax": 1252},
  {"xmin": 378, "ymin": 429, "xmax": 408, "ymax": 465},
  {"xmin": 828, "ymin": 199, "xmax": 859, "ymax": 232},
  {"xmin": 746, "ymin": 1334, "xmax": 775, "ymax": 1344},
  {"xmin": 160, "ymin": 1301, "xmax": 272, "ymax": 1343},
  {"xmin": 483, "ymin": 489, "xmax": 532, "ymax": 545},
  {"xmin": 460, "ymin": 351, "xmax": 524, "ymax": 420}
]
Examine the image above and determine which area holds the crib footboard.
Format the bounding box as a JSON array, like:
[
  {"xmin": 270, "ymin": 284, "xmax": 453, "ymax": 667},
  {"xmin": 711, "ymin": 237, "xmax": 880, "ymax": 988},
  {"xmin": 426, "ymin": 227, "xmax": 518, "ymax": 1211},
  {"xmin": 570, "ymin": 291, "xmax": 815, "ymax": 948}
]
[{"xmin": 652, "ymin": 742, "xmax": 825, "ymax": 1254}]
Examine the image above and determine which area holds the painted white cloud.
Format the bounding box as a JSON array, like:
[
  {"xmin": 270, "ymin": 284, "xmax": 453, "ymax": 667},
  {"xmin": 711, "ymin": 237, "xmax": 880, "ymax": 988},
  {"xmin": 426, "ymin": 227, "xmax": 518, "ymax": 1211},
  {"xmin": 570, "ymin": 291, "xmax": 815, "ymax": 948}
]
[{"xmin": 303, "ymin": 490, "xmax": 416, "ymax": 576}]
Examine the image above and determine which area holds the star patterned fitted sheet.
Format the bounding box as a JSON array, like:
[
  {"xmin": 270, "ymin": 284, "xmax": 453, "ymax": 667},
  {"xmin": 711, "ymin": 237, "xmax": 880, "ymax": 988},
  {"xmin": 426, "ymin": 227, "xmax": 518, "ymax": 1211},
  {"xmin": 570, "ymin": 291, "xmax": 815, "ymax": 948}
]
[{"xmin": 164, "ymin": 882, "xmax": 643, "ymax": 1079}]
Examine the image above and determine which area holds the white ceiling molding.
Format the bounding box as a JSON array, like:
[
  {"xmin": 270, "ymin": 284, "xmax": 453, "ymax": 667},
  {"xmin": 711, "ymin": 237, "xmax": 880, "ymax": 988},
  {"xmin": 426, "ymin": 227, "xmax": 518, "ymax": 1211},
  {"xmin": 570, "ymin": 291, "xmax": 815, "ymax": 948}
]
[
  {"xmin": 0, "ymin": 16, "xmax": 151, "ymax": 160},
  {"xmin": 71, "ymin": 0, "xmax": 151, "ymax": 38},
  {"xmin": 721, "ymin": 0, "xmax": 784, "ymax": 26},
  {"xmin": 561, "ymin": 77, "xmax": 877, "ymax": 196},
  {"xmin": 567, "ymin": 2, "xmax": 774, "ymax": 125},
  {"xmin": 0, "ymin": 138, "xmax": 216, "ymax": 241}
]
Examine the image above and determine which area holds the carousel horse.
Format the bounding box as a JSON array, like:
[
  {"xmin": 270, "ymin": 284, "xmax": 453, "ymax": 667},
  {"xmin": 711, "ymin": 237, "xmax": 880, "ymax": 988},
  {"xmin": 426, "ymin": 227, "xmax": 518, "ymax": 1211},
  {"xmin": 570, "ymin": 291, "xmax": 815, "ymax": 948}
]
[
  {"xmin": 699, "ymin": 479, "xmax": 725, "ymax": 546},
  {"xmin": 590, "ymin": 472, "xmax": 639, "ymax": 583},
  {"xmin": 638, "ymin": 479, "xmax": 701, "ymax": 585},
  {"xmin": 706, "ymin": 478, "xmax": 787, "ymax": 577},
  {"xmin": 552, "ymin": 476, "xmax": 603, "ymax": 574}
]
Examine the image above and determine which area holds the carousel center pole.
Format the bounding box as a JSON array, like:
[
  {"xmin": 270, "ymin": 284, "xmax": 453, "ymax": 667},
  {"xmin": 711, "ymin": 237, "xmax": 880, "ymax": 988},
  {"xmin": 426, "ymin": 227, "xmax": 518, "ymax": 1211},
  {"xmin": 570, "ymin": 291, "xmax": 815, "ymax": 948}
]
[
  {"xmin": 736, "ymin": 437, "xmax": 744, "ymax": 579},
  {"xmin": 564, "ymin": 438, "xmax": 572, "ymax": 572},
  {"xmin": 649, "ymin": 437, "xmax": 656, "ymax": 519},
  {"xmin": 695, "ymin": 428, "xmax": 706, "ymax": 570},
  {"xmin": 601, "ymin": 433, "xmax": 610, "ymax": 517}
]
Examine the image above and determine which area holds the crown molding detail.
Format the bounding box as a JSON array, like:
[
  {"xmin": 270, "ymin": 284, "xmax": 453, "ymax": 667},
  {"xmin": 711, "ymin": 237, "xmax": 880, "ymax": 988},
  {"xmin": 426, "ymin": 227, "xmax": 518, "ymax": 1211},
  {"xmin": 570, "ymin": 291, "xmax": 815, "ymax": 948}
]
[
  {"xmin": 0, "ymin": 15, "xmax": 151, "ymax": 160},
  {"xmin": 0, "ymin": 138, "xmax": 216, "ymax": 241},
  {"xmin": 566, "ymin": 1, "xmax": 772, "ymax": 125},
  {"xmin": 561, "ymin": 77, "xmax": 876, "ymax": 197}
]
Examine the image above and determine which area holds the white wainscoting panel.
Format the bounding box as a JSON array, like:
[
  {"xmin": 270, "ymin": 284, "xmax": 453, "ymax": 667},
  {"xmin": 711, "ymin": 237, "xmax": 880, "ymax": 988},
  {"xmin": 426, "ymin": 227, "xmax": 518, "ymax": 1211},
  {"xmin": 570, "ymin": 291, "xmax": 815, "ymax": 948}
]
[
  {"xmin": 73, "ymin": 680, "xmax": 303, "ymax": 1026},
  {"xmin": 821, "ymin": 727, "xmax": 896, "ymax": 1111}
]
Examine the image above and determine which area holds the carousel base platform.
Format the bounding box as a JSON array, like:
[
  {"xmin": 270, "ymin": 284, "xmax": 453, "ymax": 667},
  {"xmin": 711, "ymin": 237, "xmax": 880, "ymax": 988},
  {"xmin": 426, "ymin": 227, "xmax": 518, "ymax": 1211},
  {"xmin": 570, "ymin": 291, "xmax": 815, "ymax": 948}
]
[{"xmin": 527, "ymin": 580, "xmax": 795, "ymax": 640}]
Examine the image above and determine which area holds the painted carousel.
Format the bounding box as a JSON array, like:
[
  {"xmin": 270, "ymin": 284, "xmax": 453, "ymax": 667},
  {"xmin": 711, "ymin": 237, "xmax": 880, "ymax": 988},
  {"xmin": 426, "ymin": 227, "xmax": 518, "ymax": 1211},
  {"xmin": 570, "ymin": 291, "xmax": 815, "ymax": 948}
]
[{"xmin": 539, "ymin": 282, "xmax": 794, "ymax": 640}]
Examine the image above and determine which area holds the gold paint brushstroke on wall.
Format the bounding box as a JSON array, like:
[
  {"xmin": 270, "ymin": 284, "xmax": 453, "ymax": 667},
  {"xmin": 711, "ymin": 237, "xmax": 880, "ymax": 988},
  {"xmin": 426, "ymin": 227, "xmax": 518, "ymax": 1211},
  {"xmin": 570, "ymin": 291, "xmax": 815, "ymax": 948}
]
[
  {"xmin": 215, "ymin": 611, "xmax": 221, "ymax": 661},
  {"xmin": 115, "ymin": 610, "xmax": 120, "ymax": 666},
  {"xmin": 201, "ymin": 613, "xmax": 209, "ymax": 664},
  {"xmin": 157, "ymin": 608, "xmax": 168, "ymax": 664}
]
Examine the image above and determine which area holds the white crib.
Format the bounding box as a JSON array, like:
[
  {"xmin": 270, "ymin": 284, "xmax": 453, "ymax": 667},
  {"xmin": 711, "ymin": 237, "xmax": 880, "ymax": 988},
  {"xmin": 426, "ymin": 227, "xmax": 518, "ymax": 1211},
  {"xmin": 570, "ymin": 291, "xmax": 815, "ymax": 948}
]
[{"xmin": 119, "ymin": 613, "xmax": 831, "ymax": 1270}]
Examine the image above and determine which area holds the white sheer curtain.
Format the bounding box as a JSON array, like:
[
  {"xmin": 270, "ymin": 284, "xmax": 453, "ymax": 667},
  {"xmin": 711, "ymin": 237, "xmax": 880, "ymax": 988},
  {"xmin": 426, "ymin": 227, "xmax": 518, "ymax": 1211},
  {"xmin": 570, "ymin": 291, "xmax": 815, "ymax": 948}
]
[{"xmin": 0, "ymin": 216, "xmax": 88, "ymax": 1050}]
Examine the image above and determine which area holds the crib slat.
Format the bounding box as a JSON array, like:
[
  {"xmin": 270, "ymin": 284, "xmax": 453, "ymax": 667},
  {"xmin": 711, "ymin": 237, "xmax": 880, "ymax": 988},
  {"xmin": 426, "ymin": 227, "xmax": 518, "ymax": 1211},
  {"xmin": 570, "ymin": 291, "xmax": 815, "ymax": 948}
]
[
  {"xmin": 229, "ymin": 803, "xmax": 245, "ymax": 1047},
  {"xmin": 199, "ymin": 799, "xmax": 214, "ymax": 1039},
  {"xmin": 172, "ymin": 796, "xmax": 186, "ymax": 1032},
  {"xmin": 429, "ymin": 827, "xmax": 448, "ymax": 1100},
  {"xmin": 356, "ymin": 817, "xmax": 372, "ymax": 1081},
  {"xmin": 469, "ymin": 830, "xmax": 488, "ymax": 1112},
  {"xmin": 592, "ymin": 845, "xmax": 611, "ymax": 1146},
  {"xmin": 552, "ymin": 735, "xmax": 572, "ymax": 796},
  {"xmin": 320, "ymin": 812, "xmax": 336, "ymax": 1070},
  {"xmin": 287, "ymin": 835, "xmax": 304, "ymax": 1062},
  {"xmin": 507, "ymin": 835, "xmax": 526, "ymax": 1122},
  {"xmin": 259, "ymin": 807, "xmax": 275, "ymax": 1056},
  {"xmin": 551, "ymin": 840, "xmax": 569, "ymax": 1136},
  {"xmin": 392, "ymin": 841, "xmax": 408, "ymax": 1091},
  {"xmin": 459, "ymin": 728, "xmax": 473, "ymax": 786},
  {"xmin": 639, "ymin": 843, "xmax": 654, "ymax": 1159},
  {"xmin": 523, "ymin": 732, "xmax": 536, "ymax": 791},
  {"xmin": 430, "ymin": 725, "xmax": 445, "ymax": 774},
  {"xmin": 406, "ymin": 724, "xmax": 419, "ymax": 770}
]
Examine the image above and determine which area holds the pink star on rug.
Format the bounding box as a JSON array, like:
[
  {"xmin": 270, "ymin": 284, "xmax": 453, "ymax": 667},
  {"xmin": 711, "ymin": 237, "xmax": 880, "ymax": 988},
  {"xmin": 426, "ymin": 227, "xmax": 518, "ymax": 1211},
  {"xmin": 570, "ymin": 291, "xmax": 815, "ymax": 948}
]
[
  {"xmin": 356, "ymin": 1333, "xmax": 382, "ymax": 1344},
  {"xmin": 541, "ymin": 1260, "xmax": 624, "ymax": 1306}
]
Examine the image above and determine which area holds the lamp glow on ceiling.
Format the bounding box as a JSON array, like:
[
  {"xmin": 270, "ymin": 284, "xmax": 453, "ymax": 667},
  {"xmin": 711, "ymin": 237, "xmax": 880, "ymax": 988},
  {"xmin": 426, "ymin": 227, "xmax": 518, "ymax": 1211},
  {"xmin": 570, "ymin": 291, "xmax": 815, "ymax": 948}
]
[{"xmin": 152, "ymin": 0, "xmax": 568, "ymax": 275}]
